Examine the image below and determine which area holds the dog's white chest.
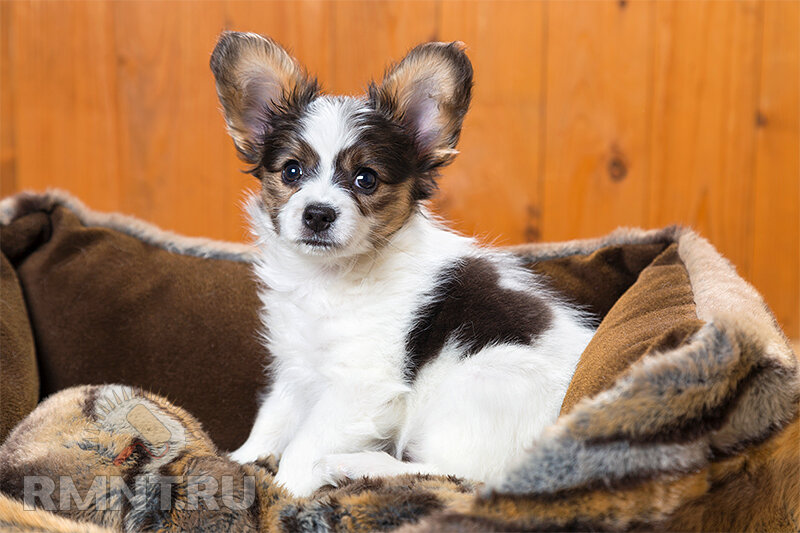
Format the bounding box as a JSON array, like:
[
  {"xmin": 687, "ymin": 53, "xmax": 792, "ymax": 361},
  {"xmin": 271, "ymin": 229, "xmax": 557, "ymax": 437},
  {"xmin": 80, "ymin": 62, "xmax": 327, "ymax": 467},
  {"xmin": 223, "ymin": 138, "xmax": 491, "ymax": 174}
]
[{"xmin": 263, "ymin": 277, "xmax": 420, "ymax": 374}]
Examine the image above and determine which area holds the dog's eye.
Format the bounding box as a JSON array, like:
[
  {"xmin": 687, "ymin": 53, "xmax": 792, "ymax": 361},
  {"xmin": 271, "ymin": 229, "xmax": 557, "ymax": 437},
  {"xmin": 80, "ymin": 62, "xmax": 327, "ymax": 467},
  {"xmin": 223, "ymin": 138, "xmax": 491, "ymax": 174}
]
[
  {"xmin": 353, "ymin": 168, "xmax": 378, "ymax": 194},
  {"xmin": 282, "ymin": 160, "xmax": 303, "ymax": 183}
]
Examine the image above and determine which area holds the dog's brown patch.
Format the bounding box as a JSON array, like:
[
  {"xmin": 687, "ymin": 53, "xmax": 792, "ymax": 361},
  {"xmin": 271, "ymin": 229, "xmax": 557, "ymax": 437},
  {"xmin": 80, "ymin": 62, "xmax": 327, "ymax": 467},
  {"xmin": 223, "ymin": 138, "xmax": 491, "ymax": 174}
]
[
  {"xmin": 405, "ymin": 257, "xmax": 554, "ymax": 380},
  {"xmin": 333, "ymin": 120, "xmax": 421, "ymax": 243},
  {"xmin": 254, "ymin": 135, "xmax": 319, "ymax": 232}
]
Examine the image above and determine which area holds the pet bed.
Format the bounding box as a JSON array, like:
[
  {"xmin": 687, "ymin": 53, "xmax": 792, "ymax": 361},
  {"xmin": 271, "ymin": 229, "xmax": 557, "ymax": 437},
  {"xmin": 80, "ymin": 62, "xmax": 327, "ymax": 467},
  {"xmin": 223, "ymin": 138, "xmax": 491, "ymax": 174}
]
[{"xmin": 0, "ymin": 190, "xmax": 797, "ymax": 532}]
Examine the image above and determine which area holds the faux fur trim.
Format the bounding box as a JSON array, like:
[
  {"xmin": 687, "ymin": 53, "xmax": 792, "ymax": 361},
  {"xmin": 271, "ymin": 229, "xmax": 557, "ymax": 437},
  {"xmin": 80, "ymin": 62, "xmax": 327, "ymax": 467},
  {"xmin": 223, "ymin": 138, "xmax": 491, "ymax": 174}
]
[
  {"xmin": 0, "ymin": 190, "xmax": 257, "ymax": 263},
  {"xmin": 509, "ymin": 225, "xmax": 684, "ymax": 261},
  {"xmin": 0, "ymin": 493, "xmax": 113, "ymax": 533},
  {"xmin": 677, "ymin": 230, "xmax": 796, "ymax": 364}
]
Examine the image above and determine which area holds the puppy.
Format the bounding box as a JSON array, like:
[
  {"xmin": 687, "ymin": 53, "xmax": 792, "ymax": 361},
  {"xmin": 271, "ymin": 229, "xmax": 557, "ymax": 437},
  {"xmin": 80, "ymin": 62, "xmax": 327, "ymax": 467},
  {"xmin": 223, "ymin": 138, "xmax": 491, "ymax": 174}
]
[{"xmin": 211, "ymin": 32, "xmax": 596, "ymax": 497}]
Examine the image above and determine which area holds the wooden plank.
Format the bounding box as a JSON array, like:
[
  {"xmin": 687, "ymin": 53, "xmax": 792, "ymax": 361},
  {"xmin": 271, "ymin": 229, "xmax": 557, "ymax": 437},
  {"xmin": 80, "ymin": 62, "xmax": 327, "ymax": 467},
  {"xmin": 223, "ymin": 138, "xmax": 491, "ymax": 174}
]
[
  {"xmin": 541, "ymin": 0, "xmax": 653, "ymax": 242},
  {"xmin": 1, "ymin": 0, "xmax": 16, "ymax": 197},
  {"xmin": 9, "ymin": 1, "xmax": 121, "ymax": 211},
  {"xmin": 751, "ymin": 0, "xmax": 799, "ymax": 338},
  {"xmin": 109, "ymin": 1, "xmax": 250, "ymax": 241},
  {"xmin": 327, "ymin": 0, "xmax": 439, "ymax": 95},
  {"xmin": 648, "ymin": 1, "xmax": 763, "ymax": 278},
  {"xmin": 435, "ymin": 0, "xmax": 546, "ymax": 245},
  {"xmin": 223, "ymin": 1, "xmax": 332, "ymax": 87}
]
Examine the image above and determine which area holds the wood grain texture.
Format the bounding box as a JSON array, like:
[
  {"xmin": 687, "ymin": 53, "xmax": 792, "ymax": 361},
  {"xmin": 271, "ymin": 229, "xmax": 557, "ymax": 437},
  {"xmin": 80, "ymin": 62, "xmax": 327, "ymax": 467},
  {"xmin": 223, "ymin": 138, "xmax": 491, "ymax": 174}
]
[
  {"xmin": 328, "ymin": 1, "xmax": 439, "ymax": 94},
  {"xmin": 648, "ymin": 0, "xmax": 762, "ymax": 277},
  {"xmin": 541, "ymin": 0, "xmax": 652, "ymax": 241},
  {"xmin": 0, "ymin": 0, "xmax": 15, "ymax": 198},
  {"xmin": 435, "ymin": 0, "xmax": 546, "ymax": 245},
  {"xmin": 1, "ymin": 0, "xmax": 797, "ymax": 337},
  {"xmin": 752, "ymin": 0, "xmax": 799, "ymax": 338},
  {"xmin": 7, "ymin": 1, "xmax": 121, "ymax": 211}
]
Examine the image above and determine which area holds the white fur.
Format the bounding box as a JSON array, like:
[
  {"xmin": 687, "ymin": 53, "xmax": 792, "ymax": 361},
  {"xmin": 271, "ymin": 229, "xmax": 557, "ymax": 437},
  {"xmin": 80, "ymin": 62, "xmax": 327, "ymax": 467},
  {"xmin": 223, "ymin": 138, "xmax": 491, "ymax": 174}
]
[
  {"xmin": 229, "ymin": 96, "xmax": 596, "ymax": 497},
  {"xmin": 300, "ymin": 98, "xmax": 364, "ymax": 162}
]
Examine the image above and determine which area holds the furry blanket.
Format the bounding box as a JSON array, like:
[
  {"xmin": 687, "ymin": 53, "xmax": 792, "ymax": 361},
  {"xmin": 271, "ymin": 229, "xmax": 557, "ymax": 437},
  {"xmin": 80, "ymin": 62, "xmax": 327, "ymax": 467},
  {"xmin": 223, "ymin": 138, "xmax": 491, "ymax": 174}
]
[{"xmin": 0, "ymin": 191, "xmax": 798, "ymax": 532}]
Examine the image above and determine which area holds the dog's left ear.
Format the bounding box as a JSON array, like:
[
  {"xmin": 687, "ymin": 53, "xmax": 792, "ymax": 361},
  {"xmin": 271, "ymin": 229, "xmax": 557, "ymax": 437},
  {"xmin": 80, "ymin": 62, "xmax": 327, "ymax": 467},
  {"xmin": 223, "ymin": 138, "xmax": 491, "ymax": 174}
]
[{"xmin": 370, "ymin": 42, "xmax": 473, "ymax": 169}]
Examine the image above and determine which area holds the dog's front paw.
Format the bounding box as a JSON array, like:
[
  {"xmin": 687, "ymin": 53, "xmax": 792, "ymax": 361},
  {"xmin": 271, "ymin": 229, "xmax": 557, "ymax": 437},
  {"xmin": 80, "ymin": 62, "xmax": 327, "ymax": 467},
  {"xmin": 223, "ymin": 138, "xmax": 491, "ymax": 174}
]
[
  {"xmin": 313, "ymin": 451, "xmax": 394, "ymax": 486},
  {"xmin": 228, "ymin": 443, "xmax": 270, "ymax": 465},
  {"xmin": 274, "ymin": 466, "xmax": 326, "ymax": 498},
  {"xmin": 313, "ymin": 455, "xmax": 354, "ymax": 487}
]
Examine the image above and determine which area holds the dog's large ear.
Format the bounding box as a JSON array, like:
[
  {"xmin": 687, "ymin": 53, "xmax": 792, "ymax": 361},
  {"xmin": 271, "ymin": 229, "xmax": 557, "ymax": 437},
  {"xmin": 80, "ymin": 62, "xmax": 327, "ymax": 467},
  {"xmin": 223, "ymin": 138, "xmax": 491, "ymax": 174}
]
[
  {"xmin": 210, "ymin": 32, "xmax": 318, "ymax": 164},
  {"xmin": 370, "ymin": 42, "xmax": 473, "ymax": 169}
]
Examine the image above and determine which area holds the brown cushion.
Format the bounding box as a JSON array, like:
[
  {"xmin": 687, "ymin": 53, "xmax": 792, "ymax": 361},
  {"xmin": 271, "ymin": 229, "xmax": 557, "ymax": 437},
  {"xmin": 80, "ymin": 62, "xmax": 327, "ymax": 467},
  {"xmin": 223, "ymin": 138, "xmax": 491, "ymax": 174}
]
[
  {"xmin": 0, "ymin": 253, "xmax": 38, "ymax": 440},
  {"xmin": 560, "ymin": 243, "xmax": 705, "ymax": 414},
  {"xmin": 1, "ymin": 205, "xmax": 264, "ymax": 451},
  {"xmin": 528, "ymin": 242, "xmax": 672, "ymax": 321}
]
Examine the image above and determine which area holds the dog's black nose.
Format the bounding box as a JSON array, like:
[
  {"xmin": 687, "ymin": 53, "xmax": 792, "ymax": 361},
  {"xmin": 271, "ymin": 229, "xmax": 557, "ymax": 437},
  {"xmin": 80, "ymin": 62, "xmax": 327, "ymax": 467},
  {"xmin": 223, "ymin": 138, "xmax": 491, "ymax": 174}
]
[{"xmin": 303, "ymin": 204, "xmax": 337, "ymax": 233}]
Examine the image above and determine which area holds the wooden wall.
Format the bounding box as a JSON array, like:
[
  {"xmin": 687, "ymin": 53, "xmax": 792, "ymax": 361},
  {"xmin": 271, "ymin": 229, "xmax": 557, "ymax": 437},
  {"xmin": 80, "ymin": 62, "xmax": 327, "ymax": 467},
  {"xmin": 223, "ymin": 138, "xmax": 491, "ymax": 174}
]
[{"xmin": 2, "ymin": 0, "xmax": 798, "ymax": 338}]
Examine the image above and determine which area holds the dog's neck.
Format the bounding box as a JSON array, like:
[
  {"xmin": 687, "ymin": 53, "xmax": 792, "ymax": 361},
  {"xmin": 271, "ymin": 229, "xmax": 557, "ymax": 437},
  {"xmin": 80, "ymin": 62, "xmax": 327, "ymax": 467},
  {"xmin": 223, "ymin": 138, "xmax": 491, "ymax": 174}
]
[{"xmin": 247, "ymin": 198, "xmax": 472, "ymax": 293}]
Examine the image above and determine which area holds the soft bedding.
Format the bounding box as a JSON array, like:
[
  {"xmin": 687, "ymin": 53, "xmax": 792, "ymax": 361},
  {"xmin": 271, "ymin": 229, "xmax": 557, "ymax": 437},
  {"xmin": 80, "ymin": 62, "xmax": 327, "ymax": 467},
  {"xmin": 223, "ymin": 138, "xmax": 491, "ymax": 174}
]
[{"xmin": 0, "ymin": 191, "xmax": 797, "ymax": 532}]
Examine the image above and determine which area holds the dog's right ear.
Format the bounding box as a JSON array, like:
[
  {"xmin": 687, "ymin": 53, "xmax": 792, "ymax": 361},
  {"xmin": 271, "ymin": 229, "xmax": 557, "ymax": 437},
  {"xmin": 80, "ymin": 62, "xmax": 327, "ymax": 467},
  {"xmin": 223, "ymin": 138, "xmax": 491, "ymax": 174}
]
[{"xmin": 210, "ymin": 32, "xmax": 317, "ymax": 164}]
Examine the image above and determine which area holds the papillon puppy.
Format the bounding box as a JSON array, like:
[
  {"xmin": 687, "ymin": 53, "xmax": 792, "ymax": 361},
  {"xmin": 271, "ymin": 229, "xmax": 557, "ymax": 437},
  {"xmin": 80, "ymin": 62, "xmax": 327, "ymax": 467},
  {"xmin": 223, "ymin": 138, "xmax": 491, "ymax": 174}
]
[{"xmin": 212, "ymin": 32, "xmax": 596, "ymax": 497}]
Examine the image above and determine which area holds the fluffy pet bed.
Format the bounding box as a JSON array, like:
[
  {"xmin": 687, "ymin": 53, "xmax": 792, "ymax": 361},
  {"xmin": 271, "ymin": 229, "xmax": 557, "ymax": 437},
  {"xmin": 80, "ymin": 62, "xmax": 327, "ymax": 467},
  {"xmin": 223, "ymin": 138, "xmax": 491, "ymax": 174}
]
[{"xmin": 0, "ymin": 190, "xmax": 797, "ymax": 532}]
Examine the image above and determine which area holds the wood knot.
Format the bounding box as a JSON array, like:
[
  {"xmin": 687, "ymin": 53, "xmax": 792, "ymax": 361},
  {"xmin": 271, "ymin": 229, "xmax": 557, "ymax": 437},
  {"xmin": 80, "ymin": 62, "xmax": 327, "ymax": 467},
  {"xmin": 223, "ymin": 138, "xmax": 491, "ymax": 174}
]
[
  {"xmin": 607, "ymin": 154, "xmax": 628, "ymax": 182},
  {"xmin": 755, "ymin": 110, "xmax": 768, "ymax": 127},
  {"xmin": 525, "ymin": 205, "xmax": 541, "ymax": 242}
]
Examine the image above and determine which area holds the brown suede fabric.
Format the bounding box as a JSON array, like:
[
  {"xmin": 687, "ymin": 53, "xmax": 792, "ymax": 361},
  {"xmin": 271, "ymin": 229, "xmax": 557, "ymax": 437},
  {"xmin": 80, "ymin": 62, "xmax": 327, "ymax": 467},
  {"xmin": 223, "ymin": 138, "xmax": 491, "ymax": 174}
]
[
  {"xmin": 528, "ymin": 242, "xmax": 672, "ymax": 321},
  {"xmin": 0, "ymin": 253, "xmax": 38, "ymax": 440},
  {"xmin": 560, "ymin": 243, "xmax": 705, "ymax": 414},
  {"xmin": 0, "ymin": 198, "xmax": 703, "ymax": 451},
  {"xmin": 1, "ymin": 206, "xmax": 264, "ymax": 451}
]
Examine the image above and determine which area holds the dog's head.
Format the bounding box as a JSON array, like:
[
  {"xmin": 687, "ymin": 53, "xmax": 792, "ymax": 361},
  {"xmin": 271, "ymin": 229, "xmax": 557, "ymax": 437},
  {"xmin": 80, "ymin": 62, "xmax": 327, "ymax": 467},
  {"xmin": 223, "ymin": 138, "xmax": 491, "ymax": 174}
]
[{"xmin": 210, "ymin": 32, "xmax": 472, "ymax": 258}]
